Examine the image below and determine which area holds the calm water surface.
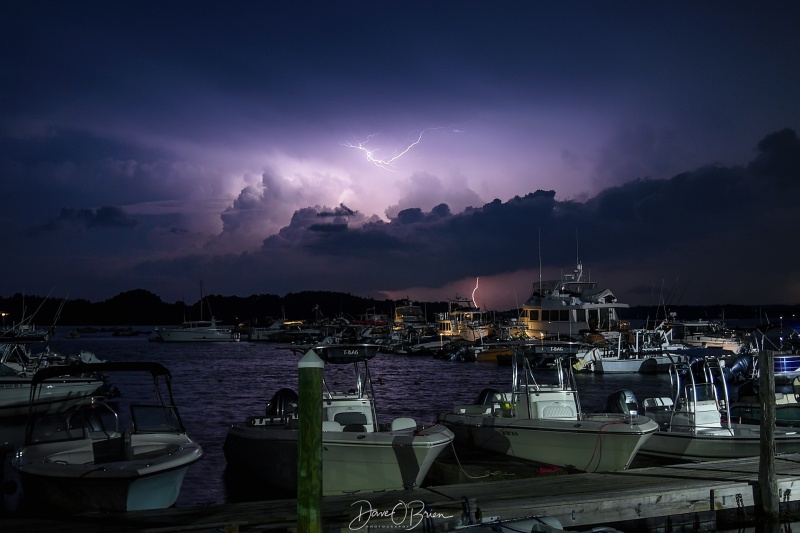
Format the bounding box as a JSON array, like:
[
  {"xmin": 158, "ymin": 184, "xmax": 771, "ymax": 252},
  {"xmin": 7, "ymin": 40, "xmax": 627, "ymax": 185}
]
[{"xmin": 2, "ymin": 329, "xmax": 674, "ymax": 510}]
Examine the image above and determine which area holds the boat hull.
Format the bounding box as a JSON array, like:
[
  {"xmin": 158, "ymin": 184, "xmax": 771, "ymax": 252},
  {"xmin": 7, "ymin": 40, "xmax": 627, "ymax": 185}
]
[
  {"xmin": 224, "ymin": 424, "xmax": 454, "ymax": 495},
  {"xmin": 437, "ymin": 412, "xmax": 658, "ymax": 472},
  {"xmin": 0, "ymin": 376, "xmax": 105, "ymax": 418},
  {"xmin": 636, "ymin": 424, "xmax": 800, "ymax": 462},
  {"xmin": 14, "ymin": 436, "xmax": 203, "ymax": 512},
  {"xmin": 155, "ymin": 329, "xmax": 237, "ymax": 342}
]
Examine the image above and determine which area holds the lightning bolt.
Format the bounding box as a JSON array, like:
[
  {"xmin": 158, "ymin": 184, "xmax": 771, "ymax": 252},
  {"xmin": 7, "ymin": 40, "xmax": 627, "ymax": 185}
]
[
  {"xmin": 472, "ymin": 277, "xmax": 479, "ymax": 306},
  {"xmin": 345, "ymin": 125, "xmax": 464, "ymax": 170},
  {"xmin": 344, "ymin": 130, "xmax": 427, "ymax": 170}
]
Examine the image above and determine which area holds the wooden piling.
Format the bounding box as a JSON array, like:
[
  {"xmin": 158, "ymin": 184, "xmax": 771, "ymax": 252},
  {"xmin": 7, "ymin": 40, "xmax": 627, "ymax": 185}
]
[
  {"xmin": 759, "ymin": 349, "xmax": 779, "ymax": 520},
  {"xmin": 297, "ymin": 349, "xmax": 324, "ymax": 533}
]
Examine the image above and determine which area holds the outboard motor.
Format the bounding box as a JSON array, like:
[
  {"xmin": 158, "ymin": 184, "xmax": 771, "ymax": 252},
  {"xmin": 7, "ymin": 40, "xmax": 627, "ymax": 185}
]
[
  {"xmin": 606, "ymin": 389, "xmax": 639, "ymax": 417},
  {"xmin": 265, "ymin": 388, "xmax": 299, "ymax": 419}
]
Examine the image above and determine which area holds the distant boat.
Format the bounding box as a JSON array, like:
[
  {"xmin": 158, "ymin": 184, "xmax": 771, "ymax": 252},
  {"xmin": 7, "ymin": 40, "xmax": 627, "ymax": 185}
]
[
  {"xmin": 394, "ymin": 302, "xmax": 426, "ymax": 325},
  {"xmin": 437, "ymin": 296, "xmax": 493, "ymax": 343},
  {"xmin": 154, "ymin": 282, "xmax": 238, "ymax": 342}
]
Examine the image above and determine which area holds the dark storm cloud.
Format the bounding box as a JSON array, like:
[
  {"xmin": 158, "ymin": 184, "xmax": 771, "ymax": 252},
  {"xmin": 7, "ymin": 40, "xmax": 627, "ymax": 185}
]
[
  {"xmin": 33, "ymin": 206, "xmax": 138, "ymax": 234},
  {"xmin": 134, "ymin": 129, "xmax": 800, "ymax": 305}
]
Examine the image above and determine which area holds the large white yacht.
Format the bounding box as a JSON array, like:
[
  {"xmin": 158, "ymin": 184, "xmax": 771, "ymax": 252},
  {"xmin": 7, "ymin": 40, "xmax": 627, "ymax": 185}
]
[{"xmin": 518, "ymin": 262, "xmax": 628, "ymax": 340}]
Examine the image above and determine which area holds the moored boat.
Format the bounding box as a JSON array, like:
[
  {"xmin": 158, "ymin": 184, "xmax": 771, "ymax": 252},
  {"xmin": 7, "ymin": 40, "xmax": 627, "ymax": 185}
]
[
  {"xmin": 0, "ymin": 342, "xmax": 107, "ymax": 418},
  {"xmin": 223, "ymin": 343, "xmax": 454, "ymax": 495},
  {"xmin": 12, "ymin": 361, "xmax": 204, "ymax": 512},
  {"xmin": 518, "ymin": 262, "xmax": 629, "ymax": 340},
  {"xmin": 435, "ymin": 354, "xmax": 659, "ymax": 472},
  {"xmin": 630, "ymin": 357, "xmax": 800, "ymax": 462}
]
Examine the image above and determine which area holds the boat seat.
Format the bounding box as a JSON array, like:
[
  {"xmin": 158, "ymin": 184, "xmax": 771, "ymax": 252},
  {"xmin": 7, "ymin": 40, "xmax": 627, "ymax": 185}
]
[
  {"xmin": 390, "ymin": 417, "xmax": 417, "ymax": 431},
  {"xmin": 342, "ymin": 424, "xmax": 367, "ymax": 432},
  {"xmin": 334, "ymin": 412, "xmax": 368, "ymax": 426},
  {"xmin": 322, "ymin": 421, "xmax": 343, "ymax": 432},
  {"xmin": 541, "ymin": 404, "xmax": 575, "ymax": 419}
]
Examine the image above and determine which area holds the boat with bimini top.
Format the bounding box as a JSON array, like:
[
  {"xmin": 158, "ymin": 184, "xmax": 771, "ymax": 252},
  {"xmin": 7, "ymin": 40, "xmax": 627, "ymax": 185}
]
[{"xmin": 12, "ymin": 361, "xmax": 204, "ymax": 512}]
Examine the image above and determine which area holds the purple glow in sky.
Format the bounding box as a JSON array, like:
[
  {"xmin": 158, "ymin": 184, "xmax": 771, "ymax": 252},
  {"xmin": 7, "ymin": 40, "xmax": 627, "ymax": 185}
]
[{"xmin": 1, "ymin": 2, "xmax": 799, "ymax": 309}]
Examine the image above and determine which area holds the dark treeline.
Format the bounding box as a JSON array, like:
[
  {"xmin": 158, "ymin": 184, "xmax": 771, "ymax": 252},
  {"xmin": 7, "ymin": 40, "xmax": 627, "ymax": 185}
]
[
  {"xmin": 0, "ymin": 289, "xmax": 797, "ymax": 328},
  {"xmin": 0, "ymin": 289, "xmax": 454, "ymax": 328}
]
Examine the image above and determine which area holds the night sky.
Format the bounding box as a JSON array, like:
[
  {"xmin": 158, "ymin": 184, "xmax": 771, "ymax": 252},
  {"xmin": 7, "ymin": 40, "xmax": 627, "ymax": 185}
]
[{"xmin": 2, "ymin": 2, "xmax": 799, "ymax": 310}]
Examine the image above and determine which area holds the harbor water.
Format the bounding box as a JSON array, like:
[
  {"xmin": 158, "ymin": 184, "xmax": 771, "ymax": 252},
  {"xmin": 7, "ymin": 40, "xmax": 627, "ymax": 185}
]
[{"xmin": 0, "ymin": 327, "xmax": 743, "ymax": 512}]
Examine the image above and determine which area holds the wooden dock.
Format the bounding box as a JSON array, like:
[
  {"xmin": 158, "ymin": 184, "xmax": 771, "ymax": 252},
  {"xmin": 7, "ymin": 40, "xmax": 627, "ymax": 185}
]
[{"xmin": 5, "ymin": 453, "xmax": 800, "ymax": 532}]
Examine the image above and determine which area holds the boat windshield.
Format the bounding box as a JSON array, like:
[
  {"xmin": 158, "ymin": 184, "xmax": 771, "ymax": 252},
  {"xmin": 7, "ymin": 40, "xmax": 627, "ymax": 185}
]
[
  {"xmin": 686, "ymin": 383, "xmax": 716, "ymax": 403},
  {"xmin": 131, "ymin": 405, "xmax": 183, "ymax": 434}
]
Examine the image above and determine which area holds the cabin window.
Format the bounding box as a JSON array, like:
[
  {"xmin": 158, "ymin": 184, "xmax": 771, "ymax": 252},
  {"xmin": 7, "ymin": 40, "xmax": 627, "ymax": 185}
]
[
  {"xmin": 542, "ymin": 310, "xmax": 569, "ymax": 322},
  {"xmin": 575, "ymin": 309, "xmax": 586, "ymax": 323},
  {"xmin": 528, "ymin": 310, "xmax": 538, "ymax": 320}
]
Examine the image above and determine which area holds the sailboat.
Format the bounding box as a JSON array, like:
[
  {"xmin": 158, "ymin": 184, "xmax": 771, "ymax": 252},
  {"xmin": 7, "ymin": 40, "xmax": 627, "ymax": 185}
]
[{"xmin": 154, "ymin": 282, "xmax": 239, "ymax": 342}]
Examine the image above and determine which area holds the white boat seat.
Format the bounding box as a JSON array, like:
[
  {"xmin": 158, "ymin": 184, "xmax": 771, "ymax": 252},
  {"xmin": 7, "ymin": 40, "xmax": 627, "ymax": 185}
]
[
  {"xmin": 390, "ymin": 417, "xmax": 417, "ymax": 431},
  {"xmin": 322, "ymin": 421, "xmax": 343, "ymax": 432},
  {"xmin": 541, "ymin": 404, "xmax": 575, "ymax": 419},
  {"xmin": 334, "ymin": 412, "xmax": 368, "ymax": 426}
]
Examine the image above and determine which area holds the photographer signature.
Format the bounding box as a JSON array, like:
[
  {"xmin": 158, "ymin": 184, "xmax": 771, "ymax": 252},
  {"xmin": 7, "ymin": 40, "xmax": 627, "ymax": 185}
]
[{"xmin": 349, "ymin": 499, "xmax": 453, "ymax": 530}]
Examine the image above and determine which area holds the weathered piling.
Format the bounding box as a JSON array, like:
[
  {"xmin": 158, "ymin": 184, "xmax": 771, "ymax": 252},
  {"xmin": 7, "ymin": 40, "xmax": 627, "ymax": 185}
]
[
  {"xmin": 297, "ymin": 349, "xmax": 324, "ymax": 533},
  {"xmin": 760, "ymin": 349, "xmax": 779, "ymax": 520}
]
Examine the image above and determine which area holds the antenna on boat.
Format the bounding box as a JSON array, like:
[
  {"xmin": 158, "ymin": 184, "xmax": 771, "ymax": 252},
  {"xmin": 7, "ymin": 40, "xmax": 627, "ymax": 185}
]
[{"xmin": 538, "ymin": 228, "xmax": 542, "ymax": 293}]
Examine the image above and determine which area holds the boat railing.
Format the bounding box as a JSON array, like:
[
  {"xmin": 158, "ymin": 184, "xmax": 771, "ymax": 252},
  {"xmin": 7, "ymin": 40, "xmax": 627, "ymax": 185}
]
[
  {"xmin": 510, "ymin": 353, "xmax": 583, "ymax": 420},
  {"xmin": 667, "ymin": 358, "xmax": 731, "ymax": 431}
]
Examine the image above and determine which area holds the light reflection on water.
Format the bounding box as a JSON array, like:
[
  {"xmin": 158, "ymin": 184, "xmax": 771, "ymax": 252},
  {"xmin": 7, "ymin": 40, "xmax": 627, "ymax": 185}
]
[{"xmin": 2, "ymin": 332, "xmax": 676, "ymax": 508}]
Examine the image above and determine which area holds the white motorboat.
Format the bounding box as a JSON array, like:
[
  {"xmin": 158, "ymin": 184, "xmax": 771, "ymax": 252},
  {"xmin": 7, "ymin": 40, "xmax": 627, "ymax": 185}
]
[
  {"xmin": 0, "ymin": 342, "xmax": 107, "ymax": 418},
  {"xmin": 573, "ymin": 326, "xmax": 690, "ymax": 373},
  {"xmin": 435, "ymin": 354, "xmax": 659, "ymax": 472},
  {"xmin": 518, "ymin": 261, "xmax": 629, "ymax": 340},
  {"xmin": 223, "ymin": 343, "xmax": 454, "ymax": 495},
  {"xmin": 12, "ymin": 361, "xmax": 204, "ymax": 512},
  {"xmin": 661, "ymin": 314, "xmax": 754, "ymax": 354},
  {"xmin": 631, "ymin": 357, "xmax": 800, "ymax": 462}
]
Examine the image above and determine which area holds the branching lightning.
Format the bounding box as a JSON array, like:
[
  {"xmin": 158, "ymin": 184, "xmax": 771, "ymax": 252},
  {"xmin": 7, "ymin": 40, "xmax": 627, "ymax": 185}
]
[
  {"xmin": 344, "ymin": 131, "xmax": 426, "ymax": 170},
  {"xmin": 344, "ymin": 126, "xmax": 462, "ymax": 170}
]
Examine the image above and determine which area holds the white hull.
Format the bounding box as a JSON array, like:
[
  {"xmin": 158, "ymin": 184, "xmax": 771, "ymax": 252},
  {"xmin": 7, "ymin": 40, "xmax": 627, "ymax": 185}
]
[
  {"xmin": 155, "ymin": 326, "xmax": 238, "ymax": 342},
  {"xmin": 224, "ymin": 423, "xmax": 453, "ymax": 495},
  {"xmin": 437, "ymin": 411, "xmax": 655, "ymax": 472},
  {"xmin": 16, "ymin": 433, "xmax": 202, "ymax": 511},
  {"xmin": 12, "ymin": 361, "xmax": 204, "ymax": 513},
  {"xmin": 637, "ymin": 423, "xmax": 800, "ymax": 462},
  {"xmin": 0, "ymin": 377, "xmax": 105, "ymax": 418},
  {"xmin": 578, "ymin": 353, "xmax": 683, "ymax": 374}
]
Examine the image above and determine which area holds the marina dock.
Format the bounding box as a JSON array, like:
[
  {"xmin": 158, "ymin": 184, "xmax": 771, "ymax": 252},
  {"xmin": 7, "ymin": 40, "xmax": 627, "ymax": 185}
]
[{"xmin": 5, "ymin": 453, "xmax": 800, "ymax": 532}]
